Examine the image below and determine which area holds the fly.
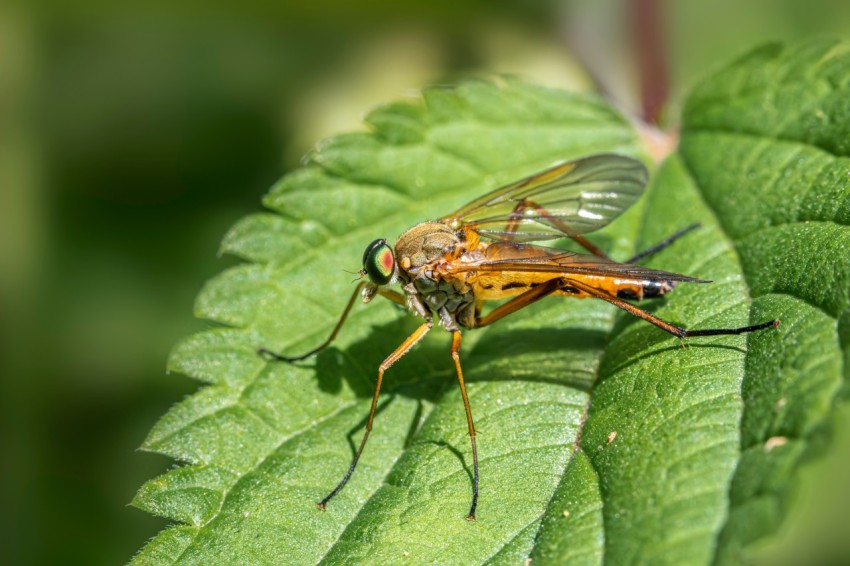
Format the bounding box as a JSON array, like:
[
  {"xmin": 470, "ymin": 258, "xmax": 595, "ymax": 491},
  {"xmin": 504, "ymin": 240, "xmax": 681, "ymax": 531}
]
[{"xmin": 258, "ymin": 153, "xmax": 779, "ymax": 520}]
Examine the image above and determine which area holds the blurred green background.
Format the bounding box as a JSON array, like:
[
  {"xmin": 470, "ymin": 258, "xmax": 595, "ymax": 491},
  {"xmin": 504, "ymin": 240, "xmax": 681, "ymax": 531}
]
[{"xmin": 1, "ymin": 1, "xmax": 848, "ymax": 563}]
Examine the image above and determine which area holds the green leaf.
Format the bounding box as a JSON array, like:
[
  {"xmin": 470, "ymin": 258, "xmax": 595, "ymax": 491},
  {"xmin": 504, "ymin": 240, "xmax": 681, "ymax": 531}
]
[
  {"xmin": 132, "ymin": 39, "xmax": 849, "ymax": 565},
  {"xmin": 679, "ymin": 38, "xmax": 850, "ymax": 564}
]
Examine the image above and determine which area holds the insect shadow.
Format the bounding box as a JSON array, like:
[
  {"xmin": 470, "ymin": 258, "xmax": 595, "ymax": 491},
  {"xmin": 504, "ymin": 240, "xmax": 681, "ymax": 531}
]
[
  {"xmin": 308, "ymin": 297, "xmax": 753, "ymax": 401},
  {"xmin": 304, "ymin": 300, "xmax": 755, "ymax": 467},
  {"xmin": 596, "ymin": 300, "xmax": 754, "ymax": 383},
  {"xmin": 311, "ymin": 312, "xmax": 611, "ymax": 402},
  {"xmin": 312, "ymin": 317, "xmax": 454, "ymax": 402},
  {"xmin": 319, "ymin": 392, "xmax": 429, "ymax": 469},
  {"xmin": 419, "ymin": 440, "xmax": 474, "ymax": 485}
]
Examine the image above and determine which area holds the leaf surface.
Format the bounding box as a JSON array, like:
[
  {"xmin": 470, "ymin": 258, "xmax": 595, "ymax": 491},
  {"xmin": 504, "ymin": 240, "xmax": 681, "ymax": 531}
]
[{"xmin": 132, "ymin": 40, "xmax": 849, "ymax": 565}]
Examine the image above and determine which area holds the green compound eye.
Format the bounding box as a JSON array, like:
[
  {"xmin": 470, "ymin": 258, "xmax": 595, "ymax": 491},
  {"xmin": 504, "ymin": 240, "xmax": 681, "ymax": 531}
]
[{"xmin": 362, "ymin": 239, "xmax": 395, "ymax": 285}]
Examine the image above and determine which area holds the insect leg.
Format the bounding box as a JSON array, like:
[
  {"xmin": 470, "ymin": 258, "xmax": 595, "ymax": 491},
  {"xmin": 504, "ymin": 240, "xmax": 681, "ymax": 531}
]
[
  {"xmin": 506, "ymin": 197, "xmax": 700, "ymax": 264},
  {"xmin": 318, "ymin": 319, "xmax": 433, "ymax": 510},
  {"xmin": 575, "ymin": 223, "xmax": 701, "ymax": 264},
  {"xmin": 258, "ymin": 283, "xmax": 408, "ymax": 362},
  {"xmin": 566, "ymin": 278, "xmax": 779, "ymax": 338},
  {"xmin": 450, "ymin": 330, "xmax": 479, "ymax": 520},
  {"xmin": 569, "ymin": 235, "xmax": 611, "ymax": 259},
  {"xmin": 503, "ymin": 198, "xmax": 613, "ymax": 259},
  {"xmin": 624, "ymin": 223, "xmax": 701, "ymax": 264},
  {"xmin": 377, "ymin": 287, "xmax": 407, "ymax": 307},
  {"xmin": 475, "ymin": 278, "xmax": 565, "ymax": 328},
  {"xmin": 258, "ymin": 282, "xmax": 366, "ymax": 362}
]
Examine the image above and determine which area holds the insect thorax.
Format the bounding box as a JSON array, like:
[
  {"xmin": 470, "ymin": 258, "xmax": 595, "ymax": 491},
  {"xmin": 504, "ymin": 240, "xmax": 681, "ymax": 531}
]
[
  {"xmin": 395, "ymin": 222, "xmax": 459, "ymax": 269},
  {"xmin": 395, "ymin": 221, "xmax": 477, "ymax": 328}
]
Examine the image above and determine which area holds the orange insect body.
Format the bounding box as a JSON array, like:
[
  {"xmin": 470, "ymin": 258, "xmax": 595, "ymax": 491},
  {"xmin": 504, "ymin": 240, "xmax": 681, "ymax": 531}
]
[
  {"xmin": 259, "ymin": 153, "xmax": 779, "ymax": 520},
  {"xmin": 448, "ymin": 235, "xmax": 677, "ymax": 303},
  {"xmin": 392, "ymin": 219, "xmax": 682, "ymax": 332}
]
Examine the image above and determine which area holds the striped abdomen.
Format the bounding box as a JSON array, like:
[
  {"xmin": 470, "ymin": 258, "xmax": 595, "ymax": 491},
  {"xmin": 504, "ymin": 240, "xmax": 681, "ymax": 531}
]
[{"xmin": 472, "ymin": 273, "xmax": 677, "ymax": 301}]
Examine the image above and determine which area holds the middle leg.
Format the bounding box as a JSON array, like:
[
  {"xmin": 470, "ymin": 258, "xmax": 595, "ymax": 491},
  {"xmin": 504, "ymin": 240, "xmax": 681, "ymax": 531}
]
[
  {"xmin": 450, "ymin": 330, "xmax": 479, "ymax": 520},
  {"xmin": 503, "ymin": 198, "xmax": 700, "ymax": 263}
]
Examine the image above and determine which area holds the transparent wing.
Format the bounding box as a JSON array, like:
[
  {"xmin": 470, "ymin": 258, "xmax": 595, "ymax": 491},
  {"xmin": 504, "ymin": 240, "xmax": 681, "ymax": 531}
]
[
  {"xmin": 441, "ymin": 154, "xmax": 648, "ymax": 242},
  {"xmin": 447, "ymin": 241, "xmax": 708, "ymax": 283}
]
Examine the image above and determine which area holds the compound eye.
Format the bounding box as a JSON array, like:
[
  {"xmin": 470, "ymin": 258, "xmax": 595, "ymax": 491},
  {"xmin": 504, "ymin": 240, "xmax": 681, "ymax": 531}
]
[{"xmin": 362, "ymin": 239, "xmax": 395, "ymax": 285}]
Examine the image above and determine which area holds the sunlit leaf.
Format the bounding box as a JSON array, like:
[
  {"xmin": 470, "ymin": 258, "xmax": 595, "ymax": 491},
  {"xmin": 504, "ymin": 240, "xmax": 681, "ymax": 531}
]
[{"xmin": 132, "ymin": 39, "xmax": 849, "ymax": 565}]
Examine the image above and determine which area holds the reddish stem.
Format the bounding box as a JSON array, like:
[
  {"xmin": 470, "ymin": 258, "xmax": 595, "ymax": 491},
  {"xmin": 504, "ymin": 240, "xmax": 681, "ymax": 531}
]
[{"xmin": 630, "ymin": 0, "xmax": 669, "ymax": 125}]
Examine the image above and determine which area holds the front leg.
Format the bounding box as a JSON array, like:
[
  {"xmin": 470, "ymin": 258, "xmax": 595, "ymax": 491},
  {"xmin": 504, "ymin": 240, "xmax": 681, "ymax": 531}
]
[{"xmin": 402, "ymin": 281, "xmax": 432, "ymax": 320}]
